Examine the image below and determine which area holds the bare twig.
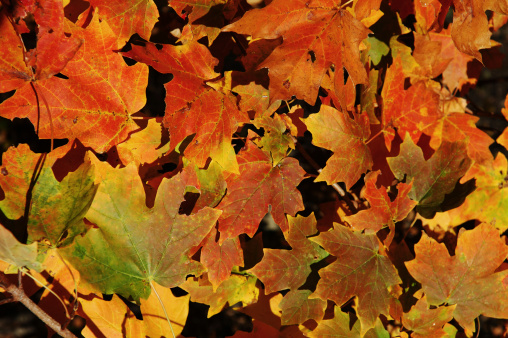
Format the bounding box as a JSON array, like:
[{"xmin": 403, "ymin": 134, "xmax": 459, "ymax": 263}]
[{"xmin": 0, "ymin": 273, "xmax": 77, "ymax": 338}]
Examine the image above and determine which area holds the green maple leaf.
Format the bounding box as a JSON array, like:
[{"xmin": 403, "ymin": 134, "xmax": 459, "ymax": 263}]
[
  {"xmin": 62, "ymin": 161, "xmax": 221, "ymax": 300},
  {"xmin": 0, "ymin": 224, "xmax": 42, "ymax": 272},
  {"xmin": 28, "ymin": 154, "xmax": 98, "ymax": 248},
  {"xmin": 388, "ymin": 134, "xmax": 472, "ymax": 217}
]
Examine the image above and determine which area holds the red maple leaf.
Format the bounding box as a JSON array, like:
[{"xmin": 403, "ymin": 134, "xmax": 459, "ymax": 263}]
[
  {"xmin": 249, "ymin": 214, "xmax": 328, "ymax": 293},
  {"xmin": 0, "ymin": 11, "xmax": 148, "ymax": 152},
  {"xmin": 217, "ymin": 134, "xmax": 305, "ymax": 241},
  {"xmin": 344, "ymin": 171, "xmax": 417, "ymax": 233},
  {"xmin": 381, "ymin": 54, "xmax": 441, "ymax": 151},
  {"xmin": 223, "ymin": 0, "xmax": 369, "ymax": 104}
]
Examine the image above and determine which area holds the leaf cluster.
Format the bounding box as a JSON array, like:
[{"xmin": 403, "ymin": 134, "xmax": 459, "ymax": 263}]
[{"xmin": 1, "ymin": 0, "xmax": 508, "ymax": 337}]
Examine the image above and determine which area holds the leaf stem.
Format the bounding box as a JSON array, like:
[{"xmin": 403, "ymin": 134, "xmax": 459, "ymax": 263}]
[
  {"xmin": 365, "ymin": 128, "xmax": 384, "ymax": 145},
  {"xmin": 339, "ymin": 0, "xmax": 354, "ymax": 9},
  {"xmin": 231, "ymin": 270, "xmax": 256, "ymax": 278},
  {"xmin": 21, "ymin": 268, "xmax": 70, "ymax": 319},
  {"xmin": 474, "ymin": 316, "xmax": 480, "ymax": 338},
  {"xmin": 54, "ymin": 250, "xmax": 79, "ymax": 316},
  {"xmin": 0, "ymin": 273, "xmax": 77, "ymax": 338},
  {"xmin": 150, "ymin": 280, "xmax": 176, "ymax": 338},
  {"xmin": 30, "ymin": 83, "xmax": 54, "ymax": 152}
]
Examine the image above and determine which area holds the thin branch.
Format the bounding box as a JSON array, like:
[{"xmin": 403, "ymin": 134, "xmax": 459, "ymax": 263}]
[{"xmin": 0, "ymin": 273, "xmax": 77, "ymax": 338}]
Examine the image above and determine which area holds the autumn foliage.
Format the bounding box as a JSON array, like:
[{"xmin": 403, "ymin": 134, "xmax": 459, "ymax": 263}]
[{"xmin": 1, "ymin": 0, "xmax": 508, "ymax": 336}]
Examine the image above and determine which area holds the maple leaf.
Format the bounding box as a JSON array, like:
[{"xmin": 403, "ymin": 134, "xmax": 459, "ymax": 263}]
[
  {"xmin": 122, "ymin": 41, "xmax": 219, "ymax": 118},
  {"xmin": 0, "ymin": 8, "xmax": 30, "ymax": 92},
  {"xmin": 181, "ymin": 274, "xmax": 259, "ymax": 317},
  {"xmin": 320, "ymin": 66, "xmax": 356, "ymax": 111},
  {"xmin": 232, "ymin": 77, "xmax": 271, "ymax": 117},
  {"xmin": 308, "ymin": 309, "xmax": 394, "ymax": 337},
  {"xmin": 88, "ymin": 0, "xmax": 159, "ymax": 47},
  {"xmin": 428, "ymin": 29, "xmax": 475, "ymax": 91},
  {"xmin": 27, "ymin": 153, "xmax": 98, "ymax": 248},
  {"xmin": 78, "ymin": 283, "xmax": 189, "ymax": 337},
  {"xmin": 402, "ymin": 296, "xmax": 456, "ymax": 338},
  {"xmin": 0, "ymin": 144, "xmax": 79, "ymax": 228},
  {"xmin": 25, "ymin": 0, "xmax": 83, "ymax": 79},
  {"xmin": 451, "ymin": 0, "xmax": 492, "ymax": 61},
  {"xmin": 249, "ymin": 214, "xmax": 328, "ymax": 293},
  {"xmin": 344, "ymin": 171, "xmax": 417, "ymax": 233},
  {"xmin": 279, "ymin": 290, "xmax": 326, "ymax": 326},
  {"xmin": 238, "ymin": 38, "xmax": 283, "ymax": 73},
  {"xmin": 186, "ymin": 160, "xmax": 227, "ymax": 212},
  {"xmin": 365, "ymin": 36, "xmax": 390, "ymax": 67},
  {"xmin": 406, "ymin": 223, "xmax": 508, "ymax": 333},
  {"xmin": 168, "ymin": 88, "xmax": 248, "ymax": 173},
  {"xmin": 310, "ymin": 224, "xmax": 401, "ymax": 333},
  {"xmin": 414, "ymin": 0, "xmax": 442, "ymax": 32},
  {"xmin": 123, "ymin": 42, "xmax": 248, "ymax": 172},
  {"xmin": 308, "ymin": 307, "xmax": 361, "ymax": 337},
  {"xmin": 412, "ymin": 33, "xmax": 452, "ymax": 79},
  {"xmin": 217, "ymin": 135, "xmax": 305, "ymax": 241},
  {"xmin": 387, "ymin": 134, "xmax": 472, "ymax": 216},
  {"xmin": 0, "ymin": 11, "xmax": 148, "ymax": 152},
  {"xmin": 364, "ymin": 318, "xmax": 391, "ymax": 338},
  {"xmin": 61, "ymin": 161, "xmax": 221, "ymax": 300},
  {"xmin": 304, "ymin": 105, "xmax": 372, "ymax": 189},
  {"xmin": 353, "ymin": 0, "xmax": 384, "ymax": 24},
  {"xmin": 381, "ymin": 52, "xmax": 441, "ymax": 150},
  {"xmin": 140, "ymin": 282, "xmax": 190, "ymax": 336},
  {"xmin": 223, "ymin": 0, "xmax": 369, "ymax": 104},
  {"xmin": 0, "ymin": 224, "xmax": 42, "ymax": 272},
  {"xmin": 0, "ymin": 145, "xmax": 47, "ymax": 220},
  {"xmin": 78, "ymin": 294, "xmax": 145, "ymax": 337},
  {"xmin": 169, "ymin": 0, "xmax": 238, "ymax": 44},
  {"xmin": 200, "ymin": 227, "xmax": 243, "ymax": 289},
  {"xmin": 116, "ymin": 119, "xmax": 170, "ymax": 166},
  {"xmin": 0, "ymin": 0, "xmax": 82, "ymax": 89},
  {"xmin": 428, "ymin": 112, "xmax": 493, "ymax": 166},
  {"xmin": 252, "ymin": 113, "xmax": 295, "ymax": 165},
  {"xmin": 445, "ymin": 154, "xmax": 508, "ymax": 232}
]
